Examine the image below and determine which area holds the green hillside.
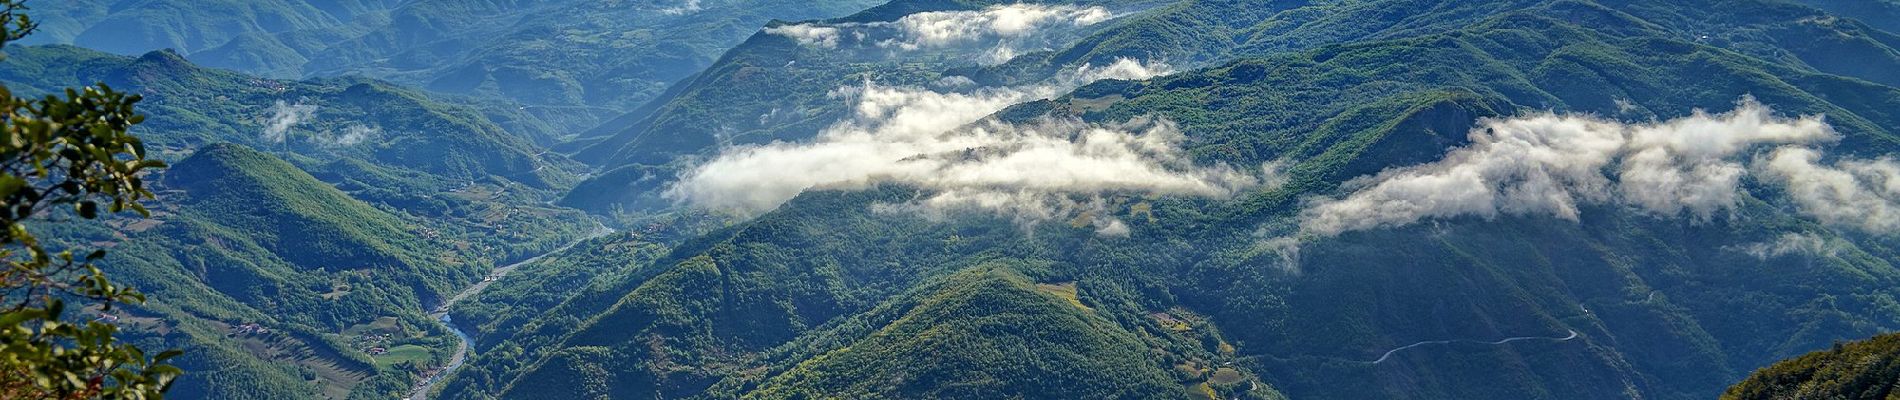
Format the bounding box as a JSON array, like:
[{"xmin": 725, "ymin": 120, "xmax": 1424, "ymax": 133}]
[
  {"xmin": 1723, "ymin": 333, "xmax": 1900, "ymax": 400},
  {"xmin": 744, "ymin": 266, "xmax": 1195, "ymax": 399},
  {"xmin": 446, "ymin": 228, "xmax": 664, "ymax": 352},
  {"xmin": 2, "ymin": 37, "xmax": 593, "ymax": 400},
  {"xmin": 165, "ymin": 143, "xmax": 431, "ymax": 276},
  {"xmin": 72, "ymin": 144, "xmax": 472, "ymax": 399},
  {"xmin": 0, "ymin": 43, "xmax": 599, "ymax": 258},
  {"xmin": 447, "ymin": 187, "xmax": 966, "ymax": 399}
]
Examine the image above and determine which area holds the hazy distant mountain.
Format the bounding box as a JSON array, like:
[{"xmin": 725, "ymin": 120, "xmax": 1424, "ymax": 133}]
[{"xmin": 24, "ymin": 0, "xmax": 883, "ymax": 130}]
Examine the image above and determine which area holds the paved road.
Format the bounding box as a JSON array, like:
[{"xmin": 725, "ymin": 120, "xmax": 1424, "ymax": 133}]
[
  {"xmin": 406, "ymin": 223, "xmax": 613, "ymax": 400},
  {"xmin": 1369, "ymin": 329, "xmax": 1580, "ymax": 364}
]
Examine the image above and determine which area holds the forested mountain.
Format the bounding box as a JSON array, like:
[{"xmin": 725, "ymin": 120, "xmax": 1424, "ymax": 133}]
[
  {"xmin": 1, "ymin": 43, "xmax": 593, "ymax": 398},
  {"xmin": 11, "ymin": 0, "xmax": 1900, "ymax": 399},
  {"xmin": 21, "ymin": 0, "xmax": 884, "ymax": 130},
  {"xmin": 0, "ymin": 45, "xmax": 574, "ymax": 182},
  {"xmin": 100, "ymin": 143, "xmax": 460, "ymax": 398}
]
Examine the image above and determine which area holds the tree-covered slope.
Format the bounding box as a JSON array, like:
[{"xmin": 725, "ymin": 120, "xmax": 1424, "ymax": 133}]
[
  {"xmin": 165, "ymin": 143, "xmax": 432, "ymax": 276},
  {"xmin": 451, "ymin": 1, "xmax": 1900, "ymax": 399},
  {"xmin": 450, "ymin": 187, "xmax": 990, "ymax": 399},
  {"xmin": 66, "ymin": 144, "xmax": 476, "ymax": 399},
  {"xmin": 1723, "ymin": 333, "xmax": 1900, "ymax": 400},
  {"xmin": 0, "ymin": 44, "xmax": 599, "ymax": 257},
  {"xmin": 445, "ymin": 228, "xmax": 663, "ymax": 352},
  {"xmin": 1, "ymin": 41, "xmax": 595, "ymax": 400},
  {"xmin": 744, "ymin": 266, "xmax": 1185, "ymax": 399}
]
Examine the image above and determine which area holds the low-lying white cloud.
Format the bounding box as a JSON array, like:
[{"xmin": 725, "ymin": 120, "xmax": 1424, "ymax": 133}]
[
  {"xmin": 668, "ymin": 59, "xmax": 1243, "ymax": 233},
  {"xmin": 675, "ymin": 116, "xmax": 1244, "ymax": 214},
  {"xmin": 1758, "ymin": 148, "xmax": 1900, "ymax": 232},
  {"xmin": 872, "ymin": 191, "xmax": 1140, "ymax": 237},
  {"xmin": 764, "ymin": 24, "xmax": 843, "ymax": 48},
  {"xmin": 933, "ymin": 75, "xmax": 978, "ymax": 90},
  {"xmin": 263, "ymin": 100, "xmax": 317, "ymax": 144},
  {"xmin": 1731, "ymin": 232, "xmax": 1837, "ymax": 260},
  {"xmin": 659, "ymin": 0, "xmax": 701, "ymax": 15},
  {"xmin": 765, "ymin": 4, "xmax": 1115, "ymax": 64},
  {"xmin": 1255, "ymin": 97, "xmax": 1900, "ymax": 268},
  {"xmin": 890, "ymin": 4, "xmax": 1111, "ymax": 49},
  {"xmin": 312, "ymin": 124, "xmax": 377, "ymax": 148},
  {"xmin": 1297, "ymin": 98, "xmax": 1833, "ymax": 238}
]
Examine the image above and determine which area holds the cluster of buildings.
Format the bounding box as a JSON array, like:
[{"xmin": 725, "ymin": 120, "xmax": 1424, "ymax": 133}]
[{"xmin": 356, "ymin": 332, "xmax": 394, "ymax": 356}]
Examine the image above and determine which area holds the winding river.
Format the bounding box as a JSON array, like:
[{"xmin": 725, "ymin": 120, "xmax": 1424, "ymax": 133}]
[{"xmin": 406, "ymin": 223, "xmax": 613, "ymax": 400}]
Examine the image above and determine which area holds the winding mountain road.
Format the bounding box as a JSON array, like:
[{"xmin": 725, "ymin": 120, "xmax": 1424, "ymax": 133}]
[
  {"xmin": 1368, "ymin": 329, "xmax": 1580, "ymax": 364},
  {"xmin": 406, "ymin": 222, "xmax": 613, "ymax": 400}
]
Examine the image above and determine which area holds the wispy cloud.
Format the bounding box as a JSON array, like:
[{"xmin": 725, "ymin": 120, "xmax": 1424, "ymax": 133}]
[
  {"xmin": 765, "ymin": 4, "xmax": 1115, "ymax": 64},
  {"xmin": 263, "ymin": 100, "xmax": 318, "ymax": 144},
  {"xmin": 1730, "ymin": 232, "xmax": 1838, "ymax": 260},
  {"xmin": 765, "ymin": 24, "xmax": 843, "ymax": 48},
  {"xmin": 1243, "ymin": 98, "xmax": 1859, "ymax": 269},
  {"xmin": 311, "ymin": 124, "xmax": 377, "ymax": 148},
  {"xmin": 659, "ymin": 0, "xmax": 702, "ymax": 15},
  {"xmin": 887, "ymin": 4, "xmax": 1112, "ymax": 49},
  {"xmin": 1758, "ymin": 148, "xmax": 1900, "ymax": 232},
  {"xmin": 1295, "ymin": 98, "xmax": 1833, "ymax": 238},
  {"xmin": 668, "ymin": 59, "xmax": 1246, "ymax": 234}
]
